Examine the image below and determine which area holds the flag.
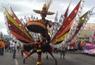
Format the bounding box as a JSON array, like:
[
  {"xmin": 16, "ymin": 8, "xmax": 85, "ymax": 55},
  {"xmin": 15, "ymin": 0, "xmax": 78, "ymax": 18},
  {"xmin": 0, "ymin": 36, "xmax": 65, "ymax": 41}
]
[{"xmin": 51, "ymin": 0, "xmax": 82, "ymax": 45}]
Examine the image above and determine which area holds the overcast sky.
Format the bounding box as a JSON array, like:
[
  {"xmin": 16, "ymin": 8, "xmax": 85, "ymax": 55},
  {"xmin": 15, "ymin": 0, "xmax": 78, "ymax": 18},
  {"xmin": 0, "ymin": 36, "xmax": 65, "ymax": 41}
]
[{"xmin": 0, "ymin": 0, "xmax": 95, "ymax": 35}]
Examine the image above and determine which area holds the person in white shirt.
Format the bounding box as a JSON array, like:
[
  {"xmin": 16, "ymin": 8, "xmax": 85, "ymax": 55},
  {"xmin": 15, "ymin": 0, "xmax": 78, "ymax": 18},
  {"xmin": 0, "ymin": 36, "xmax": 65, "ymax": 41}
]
[
  {"xmin": 9, "ymin": 40, "xmax": 15, "ymax": 53},
  {"xmin": 9, "ymin": 40, "xmax": 17, "ymax": 59}
]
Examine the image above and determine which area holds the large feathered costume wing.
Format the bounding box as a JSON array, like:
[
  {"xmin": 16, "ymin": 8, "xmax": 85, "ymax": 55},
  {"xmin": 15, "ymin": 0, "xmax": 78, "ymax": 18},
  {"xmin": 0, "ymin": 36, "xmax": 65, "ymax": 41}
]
[
  {"xmin": 51, "ymin": 0, "xmax": 82, "ymax": 45},
  {"xmin": 67, "ymin": 10, "xmax": 93, "ymax": 42},
  {"xmin": 4, "ymin": 8, "xmax": 33, "ymax": 44}
]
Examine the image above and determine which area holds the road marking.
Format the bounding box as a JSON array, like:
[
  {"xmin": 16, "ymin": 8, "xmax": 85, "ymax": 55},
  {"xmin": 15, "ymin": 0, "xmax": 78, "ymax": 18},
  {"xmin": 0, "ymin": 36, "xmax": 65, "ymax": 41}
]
[{"xmin": 14, "ymin": 59, "xmax": 19, "ymax": 65}]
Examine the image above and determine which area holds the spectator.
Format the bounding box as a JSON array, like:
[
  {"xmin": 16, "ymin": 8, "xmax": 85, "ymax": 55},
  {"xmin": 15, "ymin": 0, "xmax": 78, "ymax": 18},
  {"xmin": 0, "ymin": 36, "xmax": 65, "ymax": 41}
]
[
  {"xmin": 0, "ymin": 39, "xmax": 5, "ymax": 55},
  {"xmin": 12, "ymin": 40, "xmax": 18, "ymax": 59},
  {"xmin": 60, "ymin": 47, "xmax": 67, "ymax": 59},
  {"xmin": 9, "ymin": 40, "xmax": 17, "ymax": 59}
]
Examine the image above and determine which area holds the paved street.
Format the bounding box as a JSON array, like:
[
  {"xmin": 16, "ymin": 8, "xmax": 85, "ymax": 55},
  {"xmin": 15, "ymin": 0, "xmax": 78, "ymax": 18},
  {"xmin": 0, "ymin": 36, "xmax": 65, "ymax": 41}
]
[{"xmin": 0, "ymin": 52, "xmax": 95, "ymax": 65}]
